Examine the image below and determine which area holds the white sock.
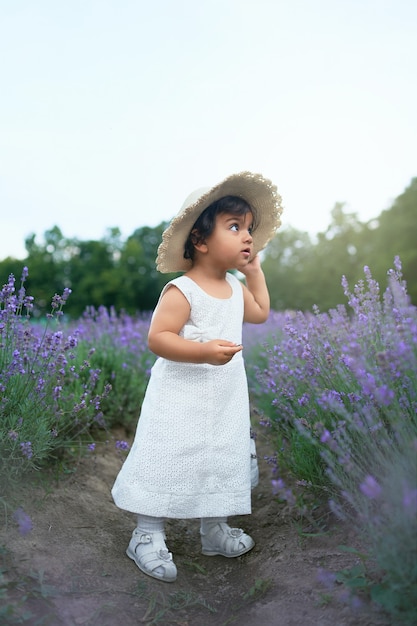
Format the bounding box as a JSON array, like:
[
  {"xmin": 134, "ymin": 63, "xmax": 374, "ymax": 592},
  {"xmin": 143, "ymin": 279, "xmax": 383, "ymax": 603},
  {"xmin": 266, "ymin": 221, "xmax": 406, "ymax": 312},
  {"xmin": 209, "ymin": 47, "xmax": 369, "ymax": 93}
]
[
  {"xmin": 135, "ymin": 515, "xmax": 168, "ymax": 552},
  {"xmin": 136, "ymin": 515, "xmax": 165, "ymax": 534},
  {"xmin": 200, "ymin": 517, "xmax": 227, "ymax": 534}
]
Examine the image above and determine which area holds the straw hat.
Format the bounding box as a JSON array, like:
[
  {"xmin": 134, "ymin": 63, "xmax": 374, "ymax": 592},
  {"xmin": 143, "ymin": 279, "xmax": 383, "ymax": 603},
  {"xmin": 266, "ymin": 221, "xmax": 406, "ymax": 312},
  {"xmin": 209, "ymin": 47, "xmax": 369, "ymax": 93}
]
[{"xmin": 156, "ymin": 171, "xmax": 283, "ymax": 273}]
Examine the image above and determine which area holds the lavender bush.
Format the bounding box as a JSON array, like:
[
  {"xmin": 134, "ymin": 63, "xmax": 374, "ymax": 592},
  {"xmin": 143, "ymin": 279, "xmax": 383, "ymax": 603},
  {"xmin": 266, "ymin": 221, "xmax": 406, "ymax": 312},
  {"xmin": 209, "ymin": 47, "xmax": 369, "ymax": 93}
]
[
  {"xmin": 73, "ymin": 305, "xmax": 154, "ymax": 431},
  {"xmin": 0, "ymin": 269, "xmax": 111, "ymax": 479},
  {"xmin": 245, "ymin": 257, "xmax": 417, "ymax": 621}
]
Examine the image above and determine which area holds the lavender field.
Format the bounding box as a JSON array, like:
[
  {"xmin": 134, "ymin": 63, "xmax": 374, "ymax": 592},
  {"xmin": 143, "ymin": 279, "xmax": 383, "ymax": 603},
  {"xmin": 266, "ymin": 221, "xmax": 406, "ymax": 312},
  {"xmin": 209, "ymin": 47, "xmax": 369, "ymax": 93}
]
[{"xmin": 1, "ymin": 259, "xmax": 416, "ymax": 624}]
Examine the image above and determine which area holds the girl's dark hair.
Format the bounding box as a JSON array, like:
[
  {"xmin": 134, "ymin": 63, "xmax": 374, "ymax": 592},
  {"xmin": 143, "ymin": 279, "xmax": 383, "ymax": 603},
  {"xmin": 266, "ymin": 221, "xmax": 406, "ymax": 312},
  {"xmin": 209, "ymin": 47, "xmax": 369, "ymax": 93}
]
[{"xmin": 183, "ymin": 195, "xmax": 254, "ymax": 261}]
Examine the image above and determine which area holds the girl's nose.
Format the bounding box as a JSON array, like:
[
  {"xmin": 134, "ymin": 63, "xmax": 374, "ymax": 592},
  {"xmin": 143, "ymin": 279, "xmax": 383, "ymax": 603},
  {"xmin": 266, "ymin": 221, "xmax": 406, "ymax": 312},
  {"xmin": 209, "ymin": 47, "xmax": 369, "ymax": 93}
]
[{"xmin": 244, "ymin": 228, "xmax": 253, "ymax": 242}]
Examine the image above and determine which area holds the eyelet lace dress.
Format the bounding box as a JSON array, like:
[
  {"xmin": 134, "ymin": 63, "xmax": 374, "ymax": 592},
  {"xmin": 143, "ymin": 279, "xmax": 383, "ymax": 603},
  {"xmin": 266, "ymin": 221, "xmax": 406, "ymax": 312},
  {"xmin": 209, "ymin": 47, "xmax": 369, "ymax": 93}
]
[{"xmin": 111, "ymin": 273, "xmax": 252, "ymax": 518}]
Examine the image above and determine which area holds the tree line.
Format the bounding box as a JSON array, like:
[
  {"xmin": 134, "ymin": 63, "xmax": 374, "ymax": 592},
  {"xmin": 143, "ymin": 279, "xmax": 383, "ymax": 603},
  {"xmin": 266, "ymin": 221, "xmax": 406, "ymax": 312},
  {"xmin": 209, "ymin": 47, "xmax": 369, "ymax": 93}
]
[{"xmin": 1, "ymin": 177, "xmax": 416, "ymax": 317}]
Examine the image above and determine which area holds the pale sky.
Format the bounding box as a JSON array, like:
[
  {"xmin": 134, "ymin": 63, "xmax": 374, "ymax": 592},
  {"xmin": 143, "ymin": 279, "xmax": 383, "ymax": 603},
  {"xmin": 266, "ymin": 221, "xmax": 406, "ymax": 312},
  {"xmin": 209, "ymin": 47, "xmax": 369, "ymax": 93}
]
[{"xmin": 1, "ymin": 0, "xmax": 416, "ymax": 260}]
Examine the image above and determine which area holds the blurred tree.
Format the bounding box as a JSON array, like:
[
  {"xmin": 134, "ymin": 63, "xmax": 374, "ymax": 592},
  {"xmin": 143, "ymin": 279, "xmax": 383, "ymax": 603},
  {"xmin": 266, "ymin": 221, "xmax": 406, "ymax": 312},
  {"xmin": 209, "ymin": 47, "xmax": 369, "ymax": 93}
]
[
  {"xmin": 362, "ymin": 177, "xmax": 417, "ymax": 303},
  {"xmin": 118, "ymin": 224, "xmax": 179, "ymax": 312},
  {"xmin": 66, "ymin": 239, "xmax": 117, "ymax": 316},
  {"xmin": 22, "ymin": 227, "xmax": 68, "ymax": 314},
  {"xmin": 262, "ymin": 226, "xmax": 315, "ymax": 310},
  {"xmin": 0, "ymin": 258, "xmax": 25, "ymax": 289},
  {"xmin": 263, "ymin": 204, "xmax": 367, "ymax": 312},
  {"xmin": 308, "ymin": 203, "xmax": 366, "ymax": 310},
  {"xmin": 263, "ymin": 192, "xmax": 416, "ymax": 311}
]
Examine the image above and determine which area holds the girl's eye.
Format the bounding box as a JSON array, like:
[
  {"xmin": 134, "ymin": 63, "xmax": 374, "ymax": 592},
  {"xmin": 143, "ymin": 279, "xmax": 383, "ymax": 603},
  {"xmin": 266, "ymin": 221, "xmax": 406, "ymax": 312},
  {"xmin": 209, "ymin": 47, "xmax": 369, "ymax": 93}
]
[{"xmin": 230, "ymin": 224, "xmax": 239, "ymax": 232}]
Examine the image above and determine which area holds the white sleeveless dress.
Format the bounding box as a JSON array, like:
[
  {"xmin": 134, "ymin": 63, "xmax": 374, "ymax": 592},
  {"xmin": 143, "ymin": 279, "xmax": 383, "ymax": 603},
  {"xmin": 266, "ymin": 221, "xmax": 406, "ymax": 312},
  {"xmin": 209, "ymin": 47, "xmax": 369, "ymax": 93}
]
[{"xmin": 111, "ymin": 273, "xmax": 252, "ymax": 518}]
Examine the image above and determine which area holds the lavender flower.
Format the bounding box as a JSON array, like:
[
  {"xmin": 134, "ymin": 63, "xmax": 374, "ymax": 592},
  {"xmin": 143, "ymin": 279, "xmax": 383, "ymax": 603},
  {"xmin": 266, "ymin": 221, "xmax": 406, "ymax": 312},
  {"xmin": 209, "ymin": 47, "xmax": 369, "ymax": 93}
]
[
  {"xmin": 316, "ymin": 567, "xmax": 337, "ymax": 589},
  {"xmin": 13, "ymin": 507, "xmax": 33, "ymax": 535},
  {"xmin": 359, "ymin": 475, "xmax": 382, "ymax": 499},
  {"xmin": 271, "ymin": 478, "xmax": 285, "ymax": 494},
  {"xmin": 320, "ymin": 429, "xmax": 331, "ymax": 443},
  {"xmin": 20, "ymin": 441, "xmax": 33, "ymax": 460},
  {"xmin": 402, "ymin": 484, "xmax": 417, "ymax": 515},
  {"xmin": 115, "ymin": 440, "xmax": 130, "ymax": 451}
]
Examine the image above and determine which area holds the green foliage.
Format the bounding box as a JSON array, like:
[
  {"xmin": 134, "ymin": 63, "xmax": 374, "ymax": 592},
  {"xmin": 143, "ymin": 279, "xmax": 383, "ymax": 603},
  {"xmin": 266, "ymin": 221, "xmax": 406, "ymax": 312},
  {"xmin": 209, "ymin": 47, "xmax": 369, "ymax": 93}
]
[
  {"xmin": 363, "ymin": 177, "xmax": 417, "ymax": 305},
  {"xmin": 116, "ymin": 225, "xmax": 178, "ymax": 312},
  {"xmin": 263, "ymin": 178, "xmax": 417, "ymax": 311},
  {"xmin": 336, "ymin": 545, "xmax": 417, "ymax": 624},
  {"xmin": 281, "ymin": 429, "xmax": 328, "ymax": 489},
  {"xmin": 0, "ymin": 224, "xmax": 176, "ymax": 317}
]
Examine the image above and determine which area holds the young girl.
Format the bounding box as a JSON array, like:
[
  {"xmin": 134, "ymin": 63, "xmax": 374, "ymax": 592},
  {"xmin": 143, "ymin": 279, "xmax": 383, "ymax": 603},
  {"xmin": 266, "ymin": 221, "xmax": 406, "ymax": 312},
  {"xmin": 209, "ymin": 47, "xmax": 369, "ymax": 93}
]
[{"xmin": 112, "ymin": 171, "xmax": 283, "ymax": 582}]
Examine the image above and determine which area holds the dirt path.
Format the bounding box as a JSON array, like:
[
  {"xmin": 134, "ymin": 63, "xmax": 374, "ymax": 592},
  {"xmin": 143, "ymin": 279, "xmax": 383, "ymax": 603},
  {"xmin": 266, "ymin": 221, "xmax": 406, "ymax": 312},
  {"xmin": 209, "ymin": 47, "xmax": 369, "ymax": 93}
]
[{"xmin": 2, "ymin": 430, "xmax": 391, "ymax": 626}]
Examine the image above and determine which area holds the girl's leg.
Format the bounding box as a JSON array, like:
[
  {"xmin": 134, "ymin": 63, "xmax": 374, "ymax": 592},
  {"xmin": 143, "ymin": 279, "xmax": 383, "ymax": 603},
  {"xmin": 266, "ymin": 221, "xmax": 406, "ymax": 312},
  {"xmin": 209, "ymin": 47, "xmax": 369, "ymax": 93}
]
[
  {"xmin": 137, "ymin": 514, "xmax": 165, "ymax": 535},
  {"xmin": 200, "ymin": 517, "xmax": 254, "ymax": 557},
  {"xmin": 126, "ymin": 514, "xmax": 177, "ymax": 582}
]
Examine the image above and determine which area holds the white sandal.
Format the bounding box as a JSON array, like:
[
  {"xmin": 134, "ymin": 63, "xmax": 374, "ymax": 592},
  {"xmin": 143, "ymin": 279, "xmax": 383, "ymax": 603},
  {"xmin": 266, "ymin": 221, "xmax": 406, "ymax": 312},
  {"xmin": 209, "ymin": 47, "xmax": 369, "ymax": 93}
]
[
  {"xmin": 126, "ymin": 529, "xmax": 177, "ymax": 582},
  {"xmin": 201, "ymin": 522, "xmax": 255, "ymax": 557}
]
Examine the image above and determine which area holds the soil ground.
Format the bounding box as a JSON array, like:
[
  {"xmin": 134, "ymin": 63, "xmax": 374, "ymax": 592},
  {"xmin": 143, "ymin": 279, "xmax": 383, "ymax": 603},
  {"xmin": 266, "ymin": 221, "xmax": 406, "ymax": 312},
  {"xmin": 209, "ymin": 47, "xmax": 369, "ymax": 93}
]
[{"xmin": 1, "ymin": 429, "xmax": 392, "ymax": 626}]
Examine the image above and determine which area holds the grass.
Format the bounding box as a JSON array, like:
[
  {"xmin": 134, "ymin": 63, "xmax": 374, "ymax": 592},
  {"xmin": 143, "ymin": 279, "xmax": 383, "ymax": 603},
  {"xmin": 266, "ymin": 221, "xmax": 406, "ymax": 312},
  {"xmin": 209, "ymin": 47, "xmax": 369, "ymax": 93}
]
[
  {"xmin": 0, "ymin": 545, "xmax": 58, "ymax": 625},
  {"xmin": 241, "ymin": 577, "xmax": 273, "ymax": 602}
]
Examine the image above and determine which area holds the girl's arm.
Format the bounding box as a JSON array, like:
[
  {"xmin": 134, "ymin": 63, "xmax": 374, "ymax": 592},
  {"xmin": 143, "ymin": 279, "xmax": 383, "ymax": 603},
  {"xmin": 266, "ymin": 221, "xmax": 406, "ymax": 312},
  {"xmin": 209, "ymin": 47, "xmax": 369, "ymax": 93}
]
[
  {"xmin": 148, "ymin": 285, "xmax": 242, "ymax": 365},
  {"xmin": 240, "ymin": 255, "xmax": 270, "ymax": 324}
]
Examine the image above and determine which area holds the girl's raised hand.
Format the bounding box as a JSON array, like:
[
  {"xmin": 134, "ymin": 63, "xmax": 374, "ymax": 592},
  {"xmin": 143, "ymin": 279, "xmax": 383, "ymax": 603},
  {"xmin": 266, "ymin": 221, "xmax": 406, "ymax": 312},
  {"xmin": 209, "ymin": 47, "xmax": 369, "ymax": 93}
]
[
  {"xmin": 239, "ymin": 254, "xmax": 262, "ymax": 276},
  {"xmin": 200, "ymin": 339, "xmax": 242, "ymax": 365}
]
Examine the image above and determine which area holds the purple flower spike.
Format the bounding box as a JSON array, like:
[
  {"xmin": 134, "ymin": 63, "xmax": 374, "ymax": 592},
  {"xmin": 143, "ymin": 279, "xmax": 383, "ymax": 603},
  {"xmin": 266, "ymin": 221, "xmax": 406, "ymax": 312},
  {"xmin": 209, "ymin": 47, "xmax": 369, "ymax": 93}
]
[
  {"xmin": 403, "ymin": 485, "xmax": 417, "ymax": 515},
  {"xmin": 359, "ymin": 475, "xmax": 382, "ymax": 499},
  {"xmin": 20, "ymin": 441, "xmax": 33, "ymax": 459},
  {"xmin": 320, "ymin": 429, "xmax": 331, "ymax": 443},
  {"xmin": 13, "ymin": 507, "xmax": 33, "ymax": 535}
]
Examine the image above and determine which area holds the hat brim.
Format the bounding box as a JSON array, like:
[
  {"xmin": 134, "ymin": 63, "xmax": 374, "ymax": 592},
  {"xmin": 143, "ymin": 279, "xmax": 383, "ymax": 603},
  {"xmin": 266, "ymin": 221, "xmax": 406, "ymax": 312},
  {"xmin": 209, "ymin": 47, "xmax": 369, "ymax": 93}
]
[{"xmin": 156, "ymin": 171, "xmax": 283, "ymax": 273}]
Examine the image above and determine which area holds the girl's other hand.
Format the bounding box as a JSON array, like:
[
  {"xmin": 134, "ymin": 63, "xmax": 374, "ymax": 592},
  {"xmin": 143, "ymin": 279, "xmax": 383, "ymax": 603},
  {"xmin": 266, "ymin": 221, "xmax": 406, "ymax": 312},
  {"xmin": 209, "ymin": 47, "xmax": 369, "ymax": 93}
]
[{"xmin": 200, "ymin": 339, "xmax": 242, "ymax": 365}]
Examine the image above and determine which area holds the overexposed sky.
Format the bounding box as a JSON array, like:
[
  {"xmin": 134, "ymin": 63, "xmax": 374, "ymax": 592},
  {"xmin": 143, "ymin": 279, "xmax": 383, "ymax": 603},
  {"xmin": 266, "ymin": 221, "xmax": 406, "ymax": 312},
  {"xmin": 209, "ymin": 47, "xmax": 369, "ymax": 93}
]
[{"xmin": 1, "ymin": 0, "xmax": 416, "ymax": 260}]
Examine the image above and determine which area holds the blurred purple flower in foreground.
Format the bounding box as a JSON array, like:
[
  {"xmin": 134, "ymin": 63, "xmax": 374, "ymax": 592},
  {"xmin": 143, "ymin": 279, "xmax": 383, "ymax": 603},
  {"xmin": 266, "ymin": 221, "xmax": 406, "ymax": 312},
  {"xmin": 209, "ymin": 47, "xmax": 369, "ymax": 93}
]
[
  {"xmin": 317, "ymin": 567, "xmax": 337, "ymax": 589},
  {"xmin": 359, "ymin": 475, "xmax": 382, "ymax": 499},
  {"xmin": 13, "ymin": 507, "xmax": 33, "ymax": 535}
]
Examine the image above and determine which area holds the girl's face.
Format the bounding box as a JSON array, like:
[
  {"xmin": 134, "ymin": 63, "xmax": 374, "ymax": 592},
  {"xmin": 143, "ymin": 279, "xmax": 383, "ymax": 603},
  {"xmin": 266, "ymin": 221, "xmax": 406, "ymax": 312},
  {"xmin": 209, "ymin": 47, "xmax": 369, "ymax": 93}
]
[{"xmin": 203, "ymin": 211, "xmax": 254, "ymax": 270}]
